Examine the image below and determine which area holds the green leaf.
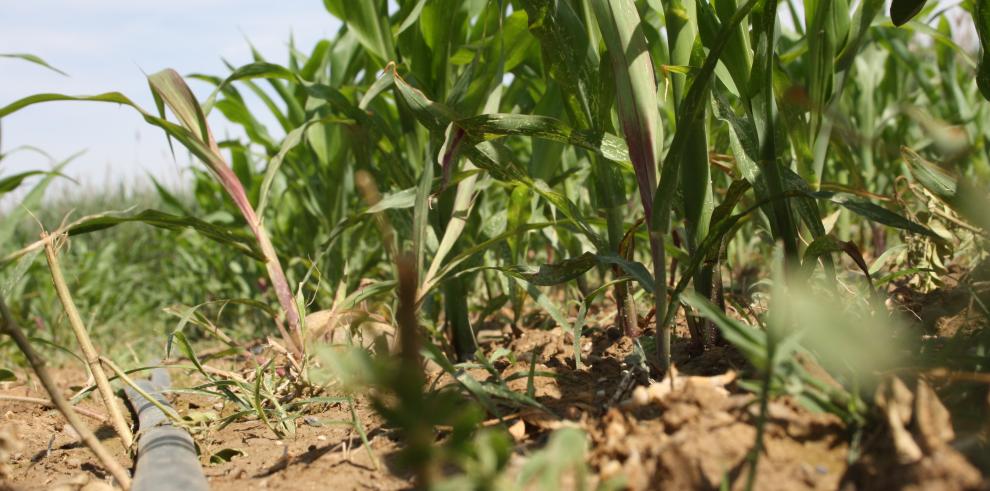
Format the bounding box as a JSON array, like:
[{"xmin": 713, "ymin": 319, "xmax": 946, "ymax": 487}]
[
  {"xmin": 812, "ymin": 192, "xmax": 937, "ymax": 238},
  {"xmin": 0, "ymin": 53, "xmax": 68, "ymax": 76},
  {"xmin": 653, "ymin": 0, "xmax": 759, "ymax": 232},
  {"xmin": 593, "ymin": 0, "xmax": 661, "ymax": 215},
  {"xmin": 423, "ymin": 117, "xmax": 487, "ymax": 288},
  {"xmin": 890, "ymin": 0, "xmax": 928, "ymax": 27},
  {"xmin": 805, "ymin": 0, "xmax": 850, "ymax": 142},
  {"xmin": 779, "ymin": 167, "xmax": 835, "ymax": 277},
  {"xmin": 500, "ymin": 253, "xmax": 599, "ymax": 286},
  {"xmin": 394, "ymin": 0, "xmax": 429, "ymax": 36},
  {"xmin": 902, "ymin": 147, "xmax": 957, "ymax": 201},
  {"xmin": 386, "ymin": 66, "xmax": 606, "ymax": 249},
  {"xmin": 711, "ymin": 0, "xmax": 753, "ymax": 95},
  {"xmin": 972, "ymin": 1, "xmax": 990, "ymax": 101},
  {"xmin": 255, "ymin": 114, "xmax": 353, "ymax": 216},
  {"xmin": 170, "ymin": 331, "xmax": 214, "ymax": 383},
  {"xmin": 594, "ymin": 253, "xmax": 656, "ymax": 294},
  {"xmin": 708, "ymin": 179, "xmax": 753, "ymax": 231},
  {"xmin": 0, "ymin": 171, "xmax": 54, "ymax": 196},
  {"xmin": 149, "ymin": 175, "xmax": 191, "ymax": 215},
  {"xmin": 1, "ymin": 246, "xmax": 40, "ymax": 299},
  {"xmin": 209, "ymin": 447, "xmax": 246, "ymax": 464},
  {"xmin": 802, "ymin": 235, "xmax": 874, "ymax": 288},
  {"xmin": 516, "ymin": 428, "xmax": 590, "ymax": 489},
  {"xmin": 520, "ymin": 0, "xmax": 601, "ymax": 130},
  {"xmin": 200, "ymin": 62, "xmax": 296, "ymax": 114},
  {"xmin": 68, "ymin": 210, "xmax": 265, "ymax": 260},
  {"xmin": 323, "ymin": 0, "xmax": 395, "ymax": 65},
  {"xmin": 0, "ymin": 368, "xmax": 15, "ymax": 382},
  {"xmin": 869, "ymin": 244, "xmax": 907, "ymax": 275},
  {"xmin": 500, "ymin": 251, "xmax": 655, "ymax": 294},
  {"xmin": 324, "ymin": 188, "xmax": 418, "ymax": 250},
  {"xmin": 665, "ymin": 0, "xmax": 715, "ymax": 254},
  {"xmin": 836, "ymin": 0, "xmax": 885, "ymax": 71},
  {"xmin": 421, "ymin": 222, "xmax": 558, "ymax": 295},
  {"xmin": 749, "ymin": 0, "xmax": 801, "ymax": 260},
  {"xmin": 456, "ymin": 113, "xmax": 630, "ymax": 164},
  {"xmin": 683, "ymin": 292, "xmax": 768, "ymax": 372},
  {"xmin": 0, "ymin": 92, "xmax": 132, "ymax": 119},
  {"xmin": 0, "ymin": 159, "xmax": 74, "ymax": 247}
]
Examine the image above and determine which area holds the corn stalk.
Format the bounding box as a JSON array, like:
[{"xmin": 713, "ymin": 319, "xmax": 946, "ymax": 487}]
[{"xmin": 592, "ymin": 0, "xmax": 665, "ymax": 359}]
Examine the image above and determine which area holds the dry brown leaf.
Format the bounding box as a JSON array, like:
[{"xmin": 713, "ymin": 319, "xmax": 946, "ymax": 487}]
[
  {"xmin": 876, "ymin": 377, "xmax": 923, "ymax": 464},
  {"xmin": 913, "ymin": 379, "xmax": 955, "ymax": 452},
  {"xmin": 623, "ymin": 366, "xmax": 737, "ymax": 407},
  {"xmin": 507, "ymin": 420, "xmax": 526, "ymax": 442}
]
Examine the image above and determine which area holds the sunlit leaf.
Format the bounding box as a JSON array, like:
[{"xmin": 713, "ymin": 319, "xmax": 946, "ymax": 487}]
[{"xmin": 0, "ymin": 53, "xmax": 68, "ymax": 76}]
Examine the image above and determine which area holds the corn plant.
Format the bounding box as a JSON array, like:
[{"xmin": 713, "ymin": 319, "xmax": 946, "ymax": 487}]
[
  {"xmin": 9, "ymin": 0, "xmax": 989, "ymax": 370},
  {"xmin": 0, "ymin": 71, "xmax": 306, "ymax": 360},
  {"xmin": 3, "ymin": 8, "xmax": 990, "ymax": 489}
]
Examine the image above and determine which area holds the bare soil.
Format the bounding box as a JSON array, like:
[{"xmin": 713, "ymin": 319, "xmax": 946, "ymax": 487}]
[{"xmin": 1, "ymin": 295, "xmax": 988, "ymax": 490}]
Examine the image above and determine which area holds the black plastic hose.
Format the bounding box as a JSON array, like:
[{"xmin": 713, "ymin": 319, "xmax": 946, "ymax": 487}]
[{"xmin": 124, "ymin": 368, "xmax": 209, "ymax": 491}]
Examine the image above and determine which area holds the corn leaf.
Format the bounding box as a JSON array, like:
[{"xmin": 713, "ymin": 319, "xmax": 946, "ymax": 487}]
[
  {"xmin": 0, "ymin": 73, "xmax": 305, "ymax": 355},
  {"xmin": 0, "ymin": 171, "xmax": 54, "ymax": 196},
  {"xmin": 593, "ymin": 0, "xmax": 660, "ymax": 216},
  {"xmin": 974, "ymin": 0, "xmax": 990, "ymax": 101},
  {"xmin": 520, "ymin": 0, "xmax": 601, "ymax": 130},
  {"xmin": 0, "ymin": 53, "xmax": 68, "ymax": 76},
  {"xmin": 802, "ymin": 235, "xmax": 873, "ymax": 288},
  {"xmin": 811, "ymin": 192, "xmax": 937, "ymax": 238},
  {"xmin": 890, "ymin": 0, "xmax": 928, "ymax": 27},
  {"xmin": 500, "ymin": 253, "xmax": 599, "ymax": 286},
  {"xmin": 654, "ymin": 0, "xmax": 759, "ymax": 232},
  {"xmin": 67, "ymin": 210, "xmax": 265, "ymax": 260},
  {"xmin": 456, "ymin": 113, "xmax": 630, "ymax": 164},
  {"xmin": 323, "ymin": 0, "xmax": 395, "ymax": 65},
  {"xmin": 902, "ymin": 147, "xmax": 957, "ymax": 201}
]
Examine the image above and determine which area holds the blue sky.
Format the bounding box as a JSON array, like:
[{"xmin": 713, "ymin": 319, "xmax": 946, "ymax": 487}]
[{"xmin": 0, "ymin": 1, "xmax": 340, "ymax": 192}]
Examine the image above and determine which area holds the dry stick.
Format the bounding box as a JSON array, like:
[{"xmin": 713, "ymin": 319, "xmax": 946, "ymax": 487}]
[
  {"xmin": 0, "ymin": 394, "xmax": 108, "ymax": 422},
  {"xmin": 0, "ymin": 295, "xmax": 132, "ymax": 489},
  {"xmin": 42, "ymin": 232, "xmax": 134, "ymax": 449},
  {"xmin": 161, "ymin": 360, "xmax": 249, "ymax": 384},
  {"xmin": 99, "ymin": 357, "xmax": 181, "ymax": 423}
]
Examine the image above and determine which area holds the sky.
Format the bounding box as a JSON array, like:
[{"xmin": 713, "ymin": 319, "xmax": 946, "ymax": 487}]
[{"xmin": 0, "ymin": 0, "xmax": 340, "ymax": 193}]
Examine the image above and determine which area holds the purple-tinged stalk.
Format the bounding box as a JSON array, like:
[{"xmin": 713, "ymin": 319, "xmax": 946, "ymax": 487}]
[
  {"xmin": 592, "ymin": 0, "xmax": 666, "ymax": 357},
  {"xmin": 0, "ymin": 71, "xmax": 309, "ymax": 360},
  {"xmin": 146, "ymin": 70, "xmax": 304, "ymax": 359}
]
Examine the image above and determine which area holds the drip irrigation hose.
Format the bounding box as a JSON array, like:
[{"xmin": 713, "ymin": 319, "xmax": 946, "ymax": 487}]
[{"xmin": 124, "ymin": 368, "xmax": 209, "ymax": 491}]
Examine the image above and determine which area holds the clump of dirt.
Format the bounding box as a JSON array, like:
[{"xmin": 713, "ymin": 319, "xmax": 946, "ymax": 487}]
[
  {"xmin": 470, "ymin": 318, "xmax": 850, "ymax": 490},
  {"xmin": 2, "ymin": 301, "xmax": 988, "ymax": 490},
  {"xmin": 481, "ymin": 310, "xmax": 987, "ymax": 491},
  {"xmin": 584, "ymin": 372, "xmax": 848, "ymax": 490},
  {"xmin": 889, "ymin": 261, "xmax": 990, "ymax": 338},
  {"xmin": 0, "ymin": 368, "xmax": 130, "ymax": 490},
  {"xmin": 195, "ymin": 398, "xmax": 410, "ymax": 491},
  {"xmin": 0, "ymin": 424, "xmax": 23, "ymax": 480},
  {"xmin": 842, "ymin": 377, "xmax": 985, "ymax": 491},
  {"xmin": 0, "ymin": 367, "xmax": 410, "ymax": 491}
]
